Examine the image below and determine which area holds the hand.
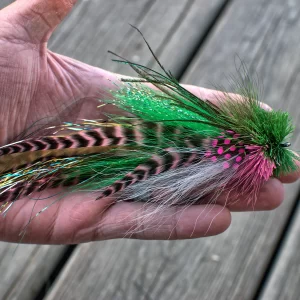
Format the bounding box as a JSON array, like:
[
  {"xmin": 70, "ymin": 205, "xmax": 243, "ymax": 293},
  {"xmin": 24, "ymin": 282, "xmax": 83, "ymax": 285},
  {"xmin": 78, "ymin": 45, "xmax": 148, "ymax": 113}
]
[{"xmin": 0, "ymin": 0, "xmax": 298, "ymax": 244}]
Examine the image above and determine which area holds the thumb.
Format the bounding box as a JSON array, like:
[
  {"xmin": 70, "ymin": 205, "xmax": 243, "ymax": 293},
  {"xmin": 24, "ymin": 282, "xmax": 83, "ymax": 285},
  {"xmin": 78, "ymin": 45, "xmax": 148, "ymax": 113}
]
[{"xmin": 2, "ymin": 0, "xmax": 77, "ymax": 43}]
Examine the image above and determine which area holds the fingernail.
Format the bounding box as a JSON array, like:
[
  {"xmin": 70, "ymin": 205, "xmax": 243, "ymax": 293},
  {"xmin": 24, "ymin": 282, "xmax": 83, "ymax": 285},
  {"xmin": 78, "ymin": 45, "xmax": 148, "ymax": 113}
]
[{"xmin": 260, "ymin": 103, "xmax": 272, "ymax": 111}]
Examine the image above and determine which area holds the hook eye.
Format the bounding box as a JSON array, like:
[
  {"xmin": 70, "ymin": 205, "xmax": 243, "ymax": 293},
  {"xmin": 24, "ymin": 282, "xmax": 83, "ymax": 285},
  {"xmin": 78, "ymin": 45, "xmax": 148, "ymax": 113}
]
[{"xmin": 280, "ymin": 142, "xmax": 291, "ymax": 148}]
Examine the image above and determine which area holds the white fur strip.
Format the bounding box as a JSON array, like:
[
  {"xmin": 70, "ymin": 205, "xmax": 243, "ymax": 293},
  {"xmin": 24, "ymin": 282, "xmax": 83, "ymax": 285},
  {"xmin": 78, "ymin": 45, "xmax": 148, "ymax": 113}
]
[{"xmin": 119, "ymin": 160, "xmax": 236, "ymax": 205}]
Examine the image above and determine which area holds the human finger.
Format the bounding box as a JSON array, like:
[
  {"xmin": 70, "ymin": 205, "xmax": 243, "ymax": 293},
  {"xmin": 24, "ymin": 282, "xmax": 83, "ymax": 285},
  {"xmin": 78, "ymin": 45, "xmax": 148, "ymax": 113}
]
[
  {"xmin": 202, "ymin": 178, "xmax": 284, "ymax": 212},
  {"xmin": 2, "ymin": 0, "xmax": 77, "ymax": 43},
  {"xmin": 96, "ymin": 202, "xmax": 231, "ymax": 240}
]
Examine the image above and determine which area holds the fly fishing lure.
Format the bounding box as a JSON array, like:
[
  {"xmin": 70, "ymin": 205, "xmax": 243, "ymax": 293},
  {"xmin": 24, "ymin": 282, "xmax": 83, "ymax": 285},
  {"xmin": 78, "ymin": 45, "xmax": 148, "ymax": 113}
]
[{"xmin": 0, "ymin": 30, "xmax": 298, "ymax": 212}]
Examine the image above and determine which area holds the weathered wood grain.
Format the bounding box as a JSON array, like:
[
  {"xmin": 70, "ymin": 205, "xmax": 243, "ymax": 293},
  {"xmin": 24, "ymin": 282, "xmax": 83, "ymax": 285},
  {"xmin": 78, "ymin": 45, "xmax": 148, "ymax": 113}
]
[
  {"xmin": 259, "ymin": 202, "xmax": 300, "ymax": 300},
  {"xmin": 49, "ymin": 0, "xmax": 227, "ymax": 77},
  {"xmin": 0, "ymin": 0, "xmax": 12, "ymax": 8},
  {"xmin": 183, "ymin": 3, "xmax": 300, "ymax": 297},
  {"xmin": 0, "ymin": 243, "xmax": 65, "ymax": 300},
  {"xmin": 45, "ymin": 0, "xmax": 300, "ymax": 300}
]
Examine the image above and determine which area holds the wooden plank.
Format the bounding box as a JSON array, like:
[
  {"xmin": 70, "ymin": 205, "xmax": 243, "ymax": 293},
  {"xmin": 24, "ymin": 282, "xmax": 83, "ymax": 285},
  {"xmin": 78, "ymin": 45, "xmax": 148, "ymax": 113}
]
[
  {"xmin": 184, "ymin": 0, "xmax": 300, "ymax": 295},
  {"xmin": 179, "ymin": 0, "xmax": 300, "ymax": 298},
  {"xmin": 0, "ymin": 0, "xmax": 13, "ymax": 8},
  {"xmin": 49, "ymin": 0, "xmax": 227, "ymax": 77},
  {"xmin": 259, "ymin": 202, "xmax": 300, "ymax": 300},
  {"xmin": 0, "ymin": 0, "xmax": 227, "ymax": 299},
  {"xmin": 0, "ymin": 243, "xmax": 65, "ymax": 300},
  {"xmin": 45, "ymin": 0, "xmax": 300, "ymax": 300}
]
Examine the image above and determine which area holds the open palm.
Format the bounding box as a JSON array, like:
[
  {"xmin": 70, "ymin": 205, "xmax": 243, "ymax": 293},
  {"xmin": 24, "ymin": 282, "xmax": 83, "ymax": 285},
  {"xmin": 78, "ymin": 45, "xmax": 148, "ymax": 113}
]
[{"xmin": 0, "ymin": 0, "xmax": 297, "ymax": 244}]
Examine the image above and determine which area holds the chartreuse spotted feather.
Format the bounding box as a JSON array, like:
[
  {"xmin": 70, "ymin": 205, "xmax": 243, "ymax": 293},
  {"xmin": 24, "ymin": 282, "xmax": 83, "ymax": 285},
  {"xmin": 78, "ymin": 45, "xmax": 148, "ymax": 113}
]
[{"xmin": 0, "ymin": 30, "xmax": 298, "ymax": 208}]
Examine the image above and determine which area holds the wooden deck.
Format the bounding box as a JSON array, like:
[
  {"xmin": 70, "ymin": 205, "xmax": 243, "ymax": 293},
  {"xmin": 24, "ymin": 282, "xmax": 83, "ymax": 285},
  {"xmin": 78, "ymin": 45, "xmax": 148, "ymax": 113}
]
[{"xmin": 1, "ymin": 1, "xmax": 300, "ymax": 299}]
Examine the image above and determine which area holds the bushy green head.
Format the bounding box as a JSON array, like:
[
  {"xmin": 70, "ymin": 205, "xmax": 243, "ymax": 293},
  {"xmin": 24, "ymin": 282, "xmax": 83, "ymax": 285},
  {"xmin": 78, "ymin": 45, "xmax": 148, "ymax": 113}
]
[{"xmin": 217, "ymin": 96, "xmax": 297, "ymax": 176}]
